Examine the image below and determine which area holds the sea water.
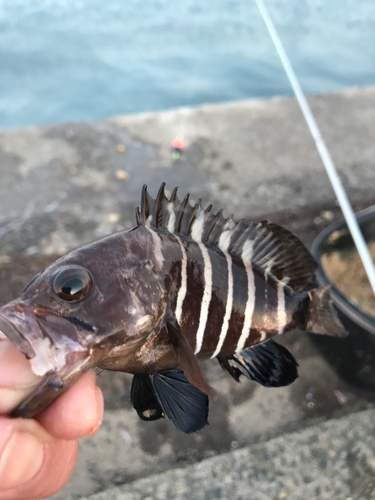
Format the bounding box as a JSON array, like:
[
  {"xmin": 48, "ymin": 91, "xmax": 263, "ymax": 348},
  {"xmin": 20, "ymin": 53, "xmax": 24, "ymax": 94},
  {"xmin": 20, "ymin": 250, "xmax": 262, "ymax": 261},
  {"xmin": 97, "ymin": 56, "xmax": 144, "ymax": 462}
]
[{"xmin": 0, "ymin": 0, "xmax": 374, "ymax": 129}]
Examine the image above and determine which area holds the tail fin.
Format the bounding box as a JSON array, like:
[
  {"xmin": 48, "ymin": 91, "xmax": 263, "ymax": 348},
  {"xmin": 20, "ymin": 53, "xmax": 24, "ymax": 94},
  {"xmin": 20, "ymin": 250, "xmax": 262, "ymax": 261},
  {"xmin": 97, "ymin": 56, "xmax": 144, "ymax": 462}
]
[{"xmin": 306, "ymin": 286, "xmax": 347, "ymax": 337}]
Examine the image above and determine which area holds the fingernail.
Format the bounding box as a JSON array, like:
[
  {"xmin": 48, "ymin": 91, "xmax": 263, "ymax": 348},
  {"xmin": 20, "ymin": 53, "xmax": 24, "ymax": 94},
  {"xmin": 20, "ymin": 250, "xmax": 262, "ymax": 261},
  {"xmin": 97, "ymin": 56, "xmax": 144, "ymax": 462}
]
[
  {"xmin": 0, "ymin": 432, "xmax": 44, "ymax": 490},
  {"xmin": 0, "ymin": 340, "xmax": 41, "ymax": 414}
]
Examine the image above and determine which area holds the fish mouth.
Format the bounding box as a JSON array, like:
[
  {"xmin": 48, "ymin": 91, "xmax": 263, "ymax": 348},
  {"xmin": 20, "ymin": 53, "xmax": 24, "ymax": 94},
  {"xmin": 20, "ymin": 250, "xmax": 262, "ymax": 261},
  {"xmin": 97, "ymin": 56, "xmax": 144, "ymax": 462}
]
[
  {"xmin": 0, "ymin": 311, "xmax": 36, "ymax": 359},
  {"xmin": 0, "ymin": 302, "xmax": 102, "ymax": 418},
  {"xmin": 0, "ymin": 302, "xmax": 88, "ymax": 376}
]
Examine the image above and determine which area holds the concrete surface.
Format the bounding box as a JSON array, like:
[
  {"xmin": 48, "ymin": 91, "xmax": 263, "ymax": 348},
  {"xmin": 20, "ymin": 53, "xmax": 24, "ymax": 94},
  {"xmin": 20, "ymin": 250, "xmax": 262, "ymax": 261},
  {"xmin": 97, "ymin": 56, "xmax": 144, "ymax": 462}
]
[
  {"xmin": 0, "ymin": 87, "xmax": 375, "ymax": 499},
  {"xmin": 1, "ymin": 86, "xmax": 375, "ymax": 258},
  {"xmin": 82, "ymin": 407, "xmax": 375, "ymax": 500}
]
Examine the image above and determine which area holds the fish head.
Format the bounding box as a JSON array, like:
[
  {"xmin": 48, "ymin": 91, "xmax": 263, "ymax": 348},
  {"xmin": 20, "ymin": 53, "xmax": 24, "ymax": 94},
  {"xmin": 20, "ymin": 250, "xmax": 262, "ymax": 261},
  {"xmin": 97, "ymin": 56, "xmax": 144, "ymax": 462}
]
[{"xmin": 0, "ymin": 230, "xmax": 168, "ymax": 416}]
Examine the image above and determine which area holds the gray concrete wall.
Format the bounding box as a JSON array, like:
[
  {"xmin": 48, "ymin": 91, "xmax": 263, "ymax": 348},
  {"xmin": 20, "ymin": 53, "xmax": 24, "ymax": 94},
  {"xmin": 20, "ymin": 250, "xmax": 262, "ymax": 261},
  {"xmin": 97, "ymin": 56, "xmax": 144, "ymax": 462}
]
[
  {"xmin": 83, "ymin": 408, "xmax": 375, "ymax": 500},
  {"xmin": 0, "ymin": 87, "xmax": 375, "ymax": 499}
]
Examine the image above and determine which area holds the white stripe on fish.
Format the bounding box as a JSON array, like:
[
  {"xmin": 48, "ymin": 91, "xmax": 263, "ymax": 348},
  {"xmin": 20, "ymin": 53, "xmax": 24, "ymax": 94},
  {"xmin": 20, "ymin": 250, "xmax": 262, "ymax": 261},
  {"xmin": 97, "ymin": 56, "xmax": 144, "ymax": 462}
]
[
  {"xmin": 147, "ymin": 226, "xmax": 164, "ymax": 270},
  {"xmin": 235, "ymin": 240, "xmax": 256, "ymax": 352},
  {"xmin": 259, "ymin": 330, "xmax": 267, "ymax": 342},
  {"xmin": 277, "ymin": 282, "xmax": 287, "ymax": 334},
  {"xmin": 194, "ymin": 241, "xmax": 213, "ymax": 354},
  {"xmin": 191, "ymin": 209, "xmax": 206, "ymax": 242},
  {"xmin": 174, "ymin": 234, "xmax": 188, "ymax": 324},
  {"xmin": 211, "ymin": 232, "xmax": 234, "ymax": 359},
  {"xmin": 167, "ymin": 203, "xmax": 176, "ymax": 233}
]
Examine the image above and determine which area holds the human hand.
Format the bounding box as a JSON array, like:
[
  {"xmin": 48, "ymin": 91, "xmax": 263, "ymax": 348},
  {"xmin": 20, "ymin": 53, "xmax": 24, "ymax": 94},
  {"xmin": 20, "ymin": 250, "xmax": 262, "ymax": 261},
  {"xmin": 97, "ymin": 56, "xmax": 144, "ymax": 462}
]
[{"xmin": 0, "ymin": 339, "xmax": 104, "ymax": 499}]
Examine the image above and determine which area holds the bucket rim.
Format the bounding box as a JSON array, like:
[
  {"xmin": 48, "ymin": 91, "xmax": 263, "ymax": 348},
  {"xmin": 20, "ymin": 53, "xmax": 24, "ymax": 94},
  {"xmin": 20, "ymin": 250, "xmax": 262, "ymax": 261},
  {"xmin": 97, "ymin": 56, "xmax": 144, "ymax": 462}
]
[{"xmin": 311, "ymin": 205, "xmax": 375, "ymax": 336}]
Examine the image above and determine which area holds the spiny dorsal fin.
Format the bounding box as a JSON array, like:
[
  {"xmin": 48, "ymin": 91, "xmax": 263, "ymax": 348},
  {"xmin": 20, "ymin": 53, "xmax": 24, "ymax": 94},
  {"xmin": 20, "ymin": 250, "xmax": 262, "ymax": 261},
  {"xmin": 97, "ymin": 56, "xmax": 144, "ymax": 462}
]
[
  {"xmin": 137, "ymin": 184, "xmax": 231, "ymax": 244},
  {"xmin": 136, "ymin": 184, "xmax": 317, "ymax": 292}
]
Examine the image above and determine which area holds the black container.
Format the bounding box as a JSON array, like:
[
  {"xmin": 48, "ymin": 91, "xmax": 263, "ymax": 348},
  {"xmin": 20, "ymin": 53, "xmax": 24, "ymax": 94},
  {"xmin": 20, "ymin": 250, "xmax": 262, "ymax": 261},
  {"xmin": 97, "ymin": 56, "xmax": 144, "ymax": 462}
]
[{"xmin": 311, "ymin": 206, "xmax": 375, "ymax": 392}]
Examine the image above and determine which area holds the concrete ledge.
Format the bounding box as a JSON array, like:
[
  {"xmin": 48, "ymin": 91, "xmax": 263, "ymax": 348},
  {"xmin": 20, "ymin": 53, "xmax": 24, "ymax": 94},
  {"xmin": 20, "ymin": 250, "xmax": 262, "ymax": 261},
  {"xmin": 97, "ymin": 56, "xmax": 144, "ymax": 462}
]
[
  {"xmin": 81, "ymin": 408, "xmax": 375, "ymax": 500},
  {"xmin": 1, "ymin": 87, "xmax": 375, "ymax": 260}
]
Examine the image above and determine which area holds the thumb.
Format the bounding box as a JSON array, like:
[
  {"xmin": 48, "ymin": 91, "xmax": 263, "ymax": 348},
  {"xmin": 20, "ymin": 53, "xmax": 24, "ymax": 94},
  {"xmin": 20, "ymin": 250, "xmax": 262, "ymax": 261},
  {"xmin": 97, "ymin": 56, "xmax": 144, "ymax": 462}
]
[
  {"xmin": 0, "ymin": 417, "xmax": 78, "ymax": 499},
  {"xmin": 0, "ymin": 338, "xmax": 41, "ymax": 415}
]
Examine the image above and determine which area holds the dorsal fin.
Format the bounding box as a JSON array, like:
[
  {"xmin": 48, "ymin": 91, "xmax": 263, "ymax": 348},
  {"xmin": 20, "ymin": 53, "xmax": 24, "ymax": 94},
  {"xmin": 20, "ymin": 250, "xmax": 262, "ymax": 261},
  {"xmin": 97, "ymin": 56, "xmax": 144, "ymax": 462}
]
[
  {"xmin": 136, "ymin": 184, "xmax": 317, "ymax": 292},
  {"xmin": 137, "ymin": 184, "xmax": 231, "ymax": 245},
  {"xmin": 227, "ymin": 219, "xmax": 317, "ymax": 291}
]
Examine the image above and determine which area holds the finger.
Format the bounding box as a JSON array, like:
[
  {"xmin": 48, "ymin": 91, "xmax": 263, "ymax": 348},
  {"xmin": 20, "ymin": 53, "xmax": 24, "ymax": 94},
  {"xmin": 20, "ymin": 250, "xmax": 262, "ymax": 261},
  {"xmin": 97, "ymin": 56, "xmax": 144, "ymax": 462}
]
[
  {"xmin": 0, "ymin": 339, "xmax": 103, "ymax": 439},
  {"xmin": 37, "ymin": 370, "xmax": 104, "ymax": 440},
  {"xmin": 0, "ymin": 340, "xmax": 41, "ymax": 414},
  {"xmin": 0, "ymin": 417, "xmax": 78, "ymax": 499}
]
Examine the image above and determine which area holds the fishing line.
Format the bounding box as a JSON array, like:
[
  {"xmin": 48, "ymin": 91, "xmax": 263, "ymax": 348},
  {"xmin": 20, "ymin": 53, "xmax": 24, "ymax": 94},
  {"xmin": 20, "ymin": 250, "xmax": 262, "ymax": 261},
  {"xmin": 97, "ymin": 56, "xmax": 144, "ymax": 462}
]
[{"xmin": 254, "ymin": 0, "xmax": 375, "ymax": 296}]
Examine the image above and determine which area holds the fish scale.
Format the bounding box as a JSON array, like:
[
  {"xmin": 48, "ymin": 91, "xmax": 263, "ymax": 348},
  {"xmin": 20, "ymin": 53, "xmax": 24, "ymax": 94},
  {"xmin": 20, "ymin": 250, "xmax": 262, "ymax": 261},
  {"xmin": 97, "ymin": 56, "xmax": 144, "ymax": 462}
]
[{"xmin": 0, "ymin": 183, "xmax": 347, "ymax": 434}]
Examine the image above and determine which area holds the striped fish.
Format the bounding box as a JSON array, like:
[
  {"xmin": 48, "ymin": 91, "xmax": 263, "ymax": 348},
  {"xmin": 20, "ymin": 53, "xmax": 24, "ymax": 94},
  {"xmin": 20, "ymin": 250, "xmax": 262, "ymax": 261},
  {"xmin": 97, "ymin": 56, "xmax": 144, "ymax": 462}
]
[{"xmin": 0, "ymin": 184, "xmax": 346, "ymax": 433}]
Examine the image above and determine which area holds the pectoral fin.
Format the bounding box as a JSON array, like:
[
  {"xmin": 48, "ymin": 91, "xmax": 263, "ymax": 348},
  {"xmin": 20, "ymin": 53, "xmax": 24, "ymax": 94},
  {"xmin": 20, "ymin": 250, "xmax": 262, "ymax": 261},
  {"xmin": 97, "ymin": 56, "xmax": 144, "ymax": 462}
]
[
  {"xmin": 166, "ymin": 318, "xmax": 214, "ymax": 398},
  {"xmin": 131, "ymin": 373, "xmax": 164, "ymax": 421},
  {"xmin": 218, "ymin": 339, "xmax": 299, "ymax": 387},
  {"xmin": 151, "ymin": 369, "xmax": 209, "ymax": 434}
]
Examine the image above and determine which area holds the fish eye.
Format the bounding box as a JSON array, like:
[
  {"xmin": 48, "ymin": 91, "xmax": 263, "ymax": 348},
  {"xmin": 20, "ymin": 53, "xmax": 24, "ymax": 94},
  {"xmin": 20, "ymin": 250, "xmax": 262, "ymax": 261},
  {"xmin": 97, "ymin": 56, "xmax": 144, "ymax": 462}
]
[{"xmin": 53, "ymin": 266, "xmax": 93, "ymax": 302}]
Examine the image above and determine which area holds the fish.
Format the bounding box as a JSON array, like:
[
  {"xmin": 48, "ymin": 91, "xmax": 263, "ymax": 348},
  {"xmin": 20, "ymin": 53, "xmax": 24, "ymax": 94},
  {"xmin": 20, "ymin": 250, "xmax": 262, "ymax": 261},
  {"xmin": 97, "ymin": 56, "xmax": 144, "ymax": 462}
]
[{"xmin": 0, "ymin": 184, "xmax": 346, "ymax": 434}]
